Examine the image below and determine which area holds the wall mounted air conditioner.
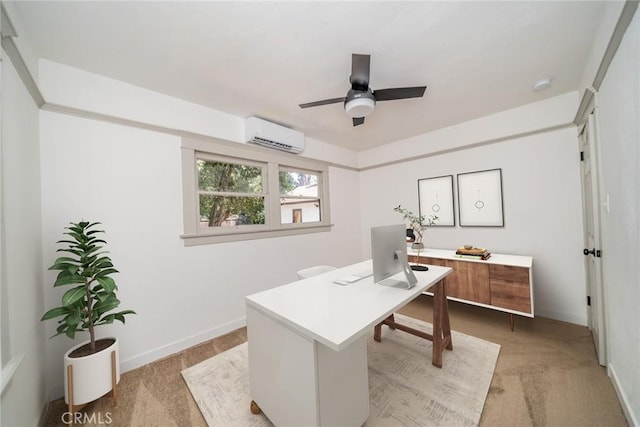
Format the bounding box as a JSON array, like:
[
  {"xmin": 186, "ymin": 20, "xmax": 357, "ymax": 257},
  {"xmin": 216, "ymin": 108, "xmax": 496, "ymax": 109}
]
[{"xmin": 245, "ymin": 117, "xmax": 305, "ymax": 154}]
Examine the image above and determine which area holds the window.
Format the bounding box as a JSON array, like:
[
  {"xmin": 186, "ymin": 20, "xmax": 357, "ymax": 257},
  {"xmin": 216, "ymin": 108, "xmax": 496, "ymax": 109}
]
[
  {"xmin": 181, "ymin": 137, "xmax": 331, "ymax": 245},
  {"xmin": 197, "ymin": 156, "xmax": 267, "ymax": 229},
  {"xmin": 279, "ymin": 168, "xmax": 321, "ymax": 225}
]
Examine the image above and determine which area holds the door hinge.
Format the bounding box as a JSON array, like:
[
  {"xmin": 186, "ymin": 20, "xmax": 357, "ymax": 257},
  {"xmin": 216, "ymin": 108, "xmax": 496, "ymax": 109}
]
[
  {"xmin": 580, "ymin": 151, "xmax": 585, "ymax": 161},
  {"xmin": 587, "ymin": 296, "xmax": 591, "ymax": 306}
]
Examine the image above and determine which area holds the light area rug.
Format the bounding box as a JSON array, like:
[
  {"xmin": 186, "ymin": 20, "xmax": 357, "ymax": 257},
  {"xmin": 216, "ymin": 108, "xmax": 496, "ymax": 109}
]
[{"xmin": 182, "ymin": 314, "xmax": 500, "ymax": 426}]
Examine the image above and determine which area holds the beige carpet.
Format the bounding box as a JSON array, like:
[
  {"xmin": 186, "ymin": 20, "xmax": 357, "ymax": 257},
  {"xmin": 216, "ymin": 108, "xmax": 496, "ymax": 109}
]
[
  {"xmin": 41, "ymin": 297, "xmax": 628, "ymax": 426},
  {"xmin": 182, "ymin": 314, "xmax": 500, "ymax": 426}
]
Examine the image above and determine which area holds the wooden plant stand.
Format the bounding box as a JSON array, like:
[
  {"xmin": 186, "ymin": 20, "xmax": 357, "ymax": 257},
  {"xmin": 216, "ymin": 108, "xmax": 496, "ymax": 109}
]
[{"xmin": 65, "ymin": 350, "xmax": 118, "ymax": 426}]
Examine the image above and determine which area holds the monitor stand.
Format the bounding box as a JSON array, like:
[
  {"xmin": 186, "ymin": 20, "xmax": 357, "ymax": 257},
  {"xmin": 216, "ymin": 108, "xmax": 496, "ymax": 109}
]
[{"xmin": 397, "ymin": 250, "xmax": 418, "ymax": 289}]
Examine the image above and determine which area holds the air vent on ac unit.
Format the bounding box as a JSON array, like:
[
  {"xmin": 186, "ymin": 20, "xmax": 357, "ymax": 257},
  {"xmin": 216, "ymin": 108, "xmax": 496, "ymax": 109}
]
[{"xmin": 245, "ymin": 117, "xmax": 305, "ymax": 154}]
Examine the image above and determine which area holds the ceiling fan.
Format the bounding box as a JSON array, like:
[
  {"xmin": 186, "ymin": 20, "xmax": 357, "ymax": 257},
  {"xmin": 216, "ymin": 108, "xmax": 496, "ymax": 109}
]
[{"xmin": 299, "ymin": 53, "xmax": 427, "ymax": 127}]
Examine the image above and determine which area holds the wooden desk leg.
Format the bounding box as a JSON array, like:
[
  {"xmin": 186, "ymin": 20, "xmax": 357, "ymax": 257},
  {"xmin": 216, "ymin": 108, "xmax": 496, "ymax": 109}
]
[
  {"xmin": 387, "ymin": 314, "xmax": 396, "ymax": 330},
  {"xmin": 432, "ymin": 280, "xmax": 453, "ymax": 368},
  {"xmin": 441, "ymin": 281, "xmax": 453, "ymax": 351},
  {"xmin": 374, "ymin": 322, "xmax": 382, "ymax": 342},
  {"xmin": 374, "ymin": 314, "xmax": 395, "ymax": 342},
  {"xmin": 432, "ymin": 282, "xmax": 444, "ymax": 368},
  {"xmin": 509, "ymin": 313, "xmax": 514, "ymax": 331}
]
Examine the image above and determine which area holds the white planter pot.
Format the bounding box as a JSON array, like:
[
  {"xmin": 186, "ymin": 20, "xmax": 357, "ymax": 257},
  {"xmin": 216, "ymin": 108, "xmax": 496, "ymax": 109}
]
[{"xmin": 63, "ymin": 337, "xmax": 120, "ymax": 405}]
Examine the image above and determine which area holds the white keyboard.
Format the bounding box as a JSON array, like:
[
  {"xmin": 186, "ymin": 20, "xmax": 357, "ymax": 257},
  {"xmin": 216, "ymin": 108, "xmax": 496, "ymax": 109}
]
[{"xmin": 332, "ymin": 268, "xmax": 373, "ymax": 286}]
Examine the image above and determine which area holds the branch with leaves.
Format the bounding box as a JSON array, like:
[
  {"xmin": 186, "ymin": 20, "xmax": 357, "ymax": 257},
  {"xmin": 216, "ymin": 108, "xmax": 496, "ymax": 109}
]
[{"xmin": 394, "ymin": 205, "xmax": 438, "ymax": 243}]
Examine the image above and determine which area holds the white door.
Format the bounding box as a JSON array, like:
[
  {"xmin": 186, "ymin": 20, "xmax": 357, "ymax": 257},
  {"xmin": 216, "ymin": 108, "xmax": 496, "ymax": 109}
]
[{"xmin": 579, "ymin": 112, "xmax": 606, "ymax": 366}]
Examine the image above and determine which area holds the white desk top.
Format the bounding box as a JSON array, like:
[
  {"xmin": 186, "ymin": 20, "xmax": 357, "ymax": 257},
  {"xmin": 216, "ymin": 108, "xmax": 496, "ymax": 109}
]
[
  {"xmin": 245, "ymin": 260, "xmax": 451, "ymax": 352},
  {"xmin": 410, "ymin": 247, "xmax": 533, "ymax": 268}
]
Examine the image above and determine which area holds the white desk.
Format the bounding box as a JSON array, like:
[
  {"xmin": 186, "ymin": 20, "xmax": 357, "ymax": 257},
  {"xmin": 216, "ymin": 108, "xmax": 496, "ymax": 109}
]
[{"xmin": 245, "ymin": 259, "xmax": 452, "ymax": 427}]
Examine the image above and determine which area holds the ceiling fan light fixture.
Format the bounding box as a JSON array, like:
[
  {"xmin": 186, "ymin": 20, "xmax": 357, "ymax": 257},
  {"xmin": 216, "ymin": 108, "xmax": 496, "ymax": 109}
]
[
  {"xmin": 345, "ymin": 97, "xmax": 375, "ymax": 118},
  {"xmin": 299, "ymin": 54, "xmax": 426, "ymax": 125}
]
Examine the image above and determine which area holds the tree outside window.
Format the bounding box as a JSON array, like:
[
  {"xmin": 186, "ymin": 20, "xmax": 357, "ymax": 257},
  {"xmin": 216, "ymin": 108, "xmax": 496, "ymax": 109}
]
[{"xmin": 197, "ymin": 159, "xmax": 265, "ymax": 227}]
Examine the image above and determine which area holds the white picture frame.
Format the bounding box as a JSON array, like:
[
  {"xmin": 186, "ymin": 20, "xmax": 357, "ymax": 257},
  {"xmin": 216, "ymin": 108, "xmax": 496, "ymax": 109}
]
[
  {"xmin": 457, "ymin": 168, "xmax": 504, "ymax": 227},
  {"xmin": 418, "ymin": 175, "xmax": 455, "ymax": 226}
]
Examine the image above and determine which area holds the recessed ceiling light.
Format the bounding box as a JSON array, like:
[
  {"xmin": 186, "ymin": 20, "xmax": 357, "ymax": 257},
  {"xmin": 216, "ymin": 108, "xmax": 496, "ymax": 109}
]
[{"xmin": 532, "ymin": 78, "xmax": 552, "ymax": 91}]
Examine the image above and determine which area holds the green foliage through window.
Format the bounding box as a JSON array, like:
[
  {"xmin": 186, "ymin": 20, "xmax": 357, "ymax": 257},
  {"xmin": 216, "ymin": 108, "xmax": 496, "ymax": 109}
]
[{"xmin": 197, "ymin": 159, "xmax": 265, "ymax": 227}]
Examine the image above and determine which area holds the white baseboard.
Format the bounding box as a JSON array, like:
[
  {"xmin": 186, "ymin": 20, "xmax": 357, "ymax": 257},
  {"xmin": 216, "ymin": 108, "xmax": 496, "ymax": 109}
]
[
  {"xmin": 120, "ymin": 317, "xmax": 247, "ymax": 372},
  {"xmin": 608, "ymin": 364, "xmax": 639, "ymax": 427},
  {"xmin": 533, "ymin": 308, "xmax": 587, "ymax": 326},
  {"xmin": 47, "ymin": 317, "xmax": 247, "ymax": 400}
]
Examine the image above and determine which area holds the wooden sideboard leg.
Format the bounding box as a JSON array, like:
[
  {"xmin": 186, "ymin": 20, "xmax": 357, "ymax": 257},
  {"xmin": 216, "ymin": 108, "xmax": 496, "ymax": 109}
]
[{"xmin": 509, "ymin": 313, "xmax": 514, "ymax": 331}]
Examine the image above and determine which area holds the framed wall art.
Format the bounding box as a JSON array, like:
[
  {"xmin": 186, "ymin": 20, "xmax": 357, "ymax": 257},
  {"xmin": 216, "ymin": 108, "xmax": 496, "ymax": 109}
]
[
  {"xmin": 457, "ymin": 168, "xmax": 504, "ymax": 227},
  {"xmin": 418, "ymin": 175, "xmax": 455, "ymax": 226}
]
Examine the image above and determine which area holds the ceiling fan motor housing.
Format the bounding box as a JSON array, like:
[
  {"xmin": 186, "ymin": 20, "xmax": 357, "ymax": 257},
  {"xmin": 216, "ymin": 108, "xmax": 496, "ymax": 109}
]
[{"xmin": 344, "ymin": 88, "xmax": 376, "ymax": 118}]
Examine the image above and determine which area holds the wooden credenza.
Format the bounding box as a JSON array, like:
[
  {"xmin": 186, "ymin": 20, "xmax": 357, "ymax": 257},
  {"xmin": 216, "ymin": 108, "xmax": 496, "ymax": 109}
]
[{"xmin": 409, "ymin": 248, "xmax": 534, "ymax": 318}]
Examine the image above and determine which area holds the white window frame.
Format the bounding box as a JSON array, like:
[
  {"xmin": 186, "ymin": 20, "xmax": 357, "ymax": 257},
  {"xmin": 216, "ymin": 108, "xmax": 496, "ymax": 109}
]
[
  {"xmin": 196, "ymin": 153, "xmax": 269, "ymax": 232},
  {"xmin": 181, "ymin": 137, "xmax": 332, "ymax": 245},
  {"xmin": 278, "ymin": 166, "xmax": 323, "ymax": 227}
]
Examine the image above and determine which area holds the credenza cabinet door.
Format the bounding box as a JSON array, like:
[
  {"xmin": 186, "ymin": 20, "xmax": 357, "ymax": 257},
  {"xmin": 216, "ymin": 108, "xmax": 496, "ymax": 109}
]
[
  {"xmin": 446, "ymin": 260, "xmax": 491, "ymax": 304},
  {"xmin": 420, "ymin": 257, "xmax": 491, "ymax": 304},
  {"xmin": 417, "ymin": 254, "xmax": 533, "ymax": 317},
  {"xmin": 489, "ymin": 265, "xmax": 531, "ymax": 313}
]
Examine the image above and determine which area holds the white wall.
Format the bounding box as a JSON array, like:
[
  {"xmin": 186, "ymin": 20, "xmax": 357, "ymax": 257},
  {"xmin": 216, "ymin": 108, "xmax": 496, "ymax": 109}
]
[
  {"xmin": 358, "ymin": 92, "xmax": 578, "ymax": 169},
  {"xmin": 38, "ymin": 110, "xmax": 362, "ymax": 398},
  {"xmin": 595, "ymin": 9, "xmax": 640, "ymax": 425},
  {"xmin": 0, "ymin": 48, "xmax": 46, "ymax": 426},
  {"xmin": 360, "ymin": 97, "xmax": 587, "ymax": 325},
  {"xmin": 38, "ymin": 59, "xmax": 361, "ymax": 170},
  {"xmin": 30, "ymin": 58, "xmax": 363, "ymax": 398}
]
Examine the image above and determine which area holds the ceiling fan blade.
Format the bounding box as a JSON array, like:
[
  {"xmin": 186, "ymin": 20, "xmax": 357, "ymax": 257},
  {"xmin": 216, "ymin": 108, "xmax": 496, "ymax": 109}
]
[
  {"xmin": 299, "ymin": 97, "xmax": 346, "ymax": 109},
  {"xmin": 352, "ymin": 117, "xmax": 365, "ymax": 126},
  {"xmin": 350, "ymin": 54, "xmax": 370, "ymax": 89},
  {"xmin": 373, "ymin": 86, "xmax": 427, "ymax": 101}
]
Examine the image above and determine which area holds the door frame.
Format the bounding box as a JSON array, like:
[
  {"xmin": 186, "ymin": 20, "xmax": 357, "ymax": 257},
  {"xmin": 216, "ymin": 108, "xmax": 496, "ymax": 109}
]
[{"xmin": 577, "ymin": 90, "xmax": 607, "ymax": 366}]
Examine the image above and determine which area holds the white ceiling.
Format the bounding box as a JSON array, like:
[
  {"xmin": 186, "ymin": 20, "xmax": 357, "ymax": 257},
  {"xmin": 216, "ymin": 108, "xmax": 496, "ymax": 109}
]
[{"xmin": 9, "ymin": 1, "xmax": 606, "ymax": 151}]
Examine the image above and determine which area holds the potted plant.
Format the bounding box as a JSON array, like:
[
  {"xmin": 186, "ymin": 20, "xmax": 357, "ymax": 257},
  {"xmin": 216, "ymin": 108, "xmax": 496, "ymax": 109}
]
[
  {"xmin": 394, "ymin": 205, "xmax": 438, "ymax": 270},
  {"xmin": 41, "ymin": 221, "xmax": 135, "ymax": 416}
]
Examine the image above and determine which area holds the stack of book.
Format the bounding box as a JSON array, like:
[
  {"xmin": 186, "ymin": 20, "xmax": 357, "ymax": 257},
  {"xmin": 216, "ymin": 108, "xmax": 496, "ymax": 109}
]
[{"xmin": 455, "ymin": 247, "xmax": 491, "ymax": 260}]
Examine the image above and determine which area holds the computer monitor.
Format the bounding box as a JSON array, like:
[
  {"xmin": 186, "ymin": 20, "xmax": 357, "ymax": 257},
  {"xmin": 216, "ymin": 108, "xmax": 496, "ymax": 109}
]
[{"xmin": 371, "ymin": 224, "xmax": 418, "ymax": 289}]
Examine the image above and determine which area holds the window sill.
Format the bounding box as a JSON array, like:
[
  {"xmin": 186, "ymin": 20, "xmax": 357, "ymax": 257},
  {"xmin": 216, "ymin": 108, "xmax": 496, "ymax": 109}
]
[{"xmin": 181, "ymin": 224, "xmax": 333, "ymax": 246}]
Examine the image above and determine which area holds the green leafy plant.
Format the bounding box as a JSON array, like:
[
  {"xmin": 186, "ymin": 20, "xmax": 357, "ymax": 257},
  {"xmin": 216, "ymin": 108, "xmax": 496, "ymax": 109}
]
[
  {"xmin": 394, "ymin": 205, "xmax": 438, "ymax": 243},
  {"xmin": 41, "ymin": 221, "xmax": 136, "ymax": 354}
]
